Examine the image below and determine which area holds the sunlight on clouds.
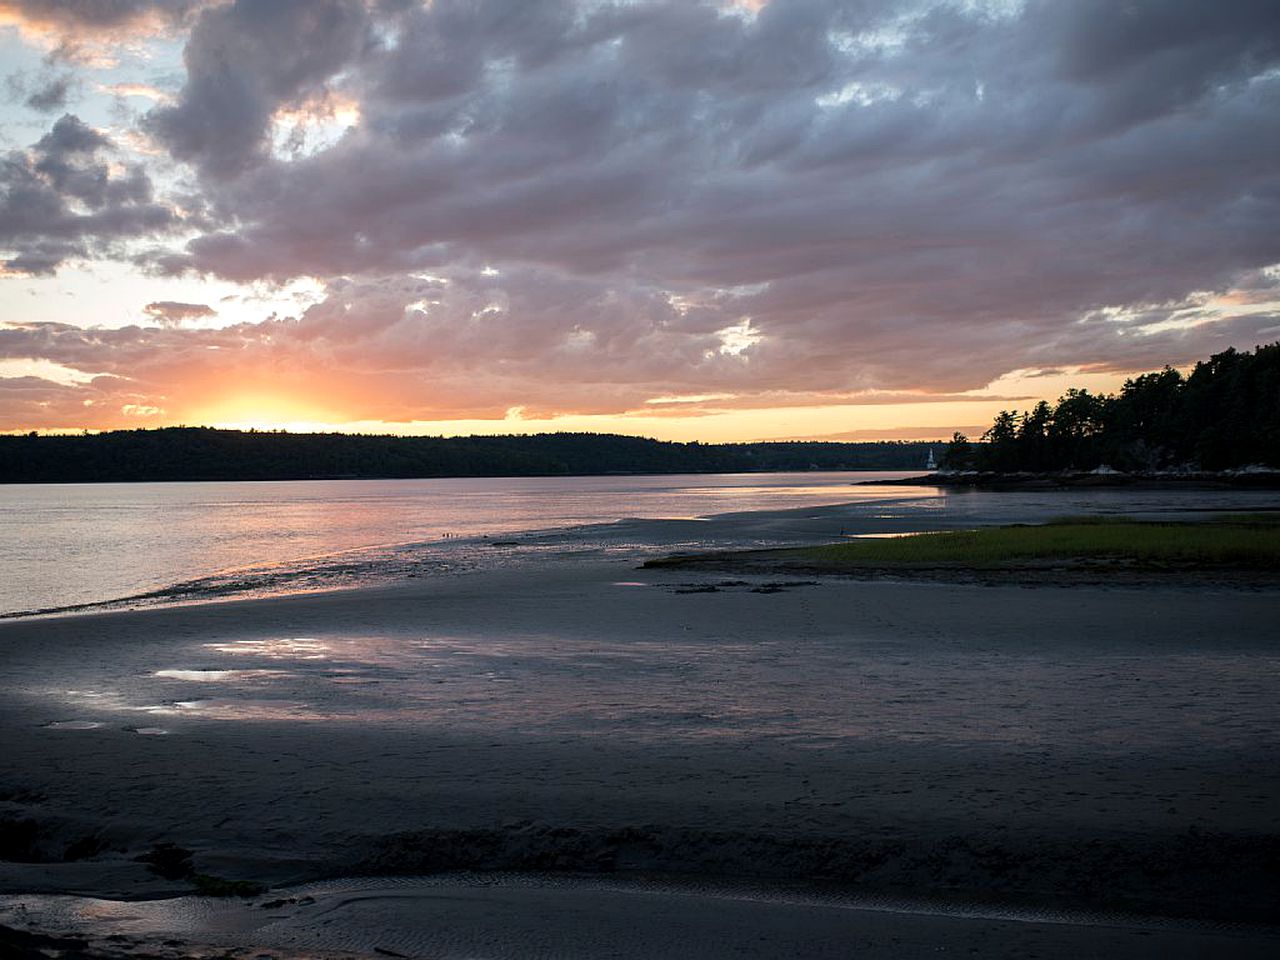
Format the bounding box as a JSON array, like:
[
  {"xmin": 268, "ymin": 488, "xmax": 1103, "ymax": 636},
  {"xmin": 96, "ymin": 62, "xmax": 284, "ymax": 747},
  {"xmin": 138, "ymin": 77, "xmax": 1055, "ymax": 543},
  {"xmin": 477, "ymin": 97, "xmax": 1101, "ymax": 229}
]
[
  {"xmin": 271, "ymin": 92, "xmax": 361, "ymax": 161},
  {"xmin": 0, "ymin": 1, "xmax": 1274, "ymax": 442},
  {"xmin": 715, "ymin": 319, "xmax": 761, "ymax": 357},
  {"xmin": 0, "ymin": 265, "xmax": 326, "ymax": 331},
  {"xmin": 121, "ymin": 403, "xmax": 163, "ymax": 417},
  {"xmin": 816, "ymin": 81, "xmax": 903, "ymax": 109},
  {"xmin": 979, "ymin": 367, "xmax": 1132, "ymax": 402},
  {"xmin": 0, "ymin": 14, "xmax": 149, "ymax": 68},
  {"xmin": 1078, "ymin": 277, "xmax": 1280, "ymax": 339},
  {"xmin": 721, "ymin": 0, "xmax": 769, "ymax": 17},
  {"xmin": 97, "ymin": 81, "xmax": 173, "ymax": 104},
  {"xmin": 645, "ymin": 393, "xmax": 738, "ymax": 405},
  {"xmin": 0, "ymin": 358, "xmax": 101, "ymax": 386}
]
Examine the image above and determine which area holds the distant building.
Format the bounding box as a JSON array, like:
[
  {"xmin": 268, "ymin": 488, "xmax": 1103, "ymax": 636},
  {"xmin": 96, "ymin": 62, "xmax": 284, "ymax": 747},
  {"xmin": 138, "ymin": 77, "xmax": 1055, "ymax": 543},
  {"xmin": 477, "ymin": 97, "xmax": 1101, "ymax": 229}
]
[{"xmin": 925, "ymin": 448, "xmax": 937, "ymax": 470}]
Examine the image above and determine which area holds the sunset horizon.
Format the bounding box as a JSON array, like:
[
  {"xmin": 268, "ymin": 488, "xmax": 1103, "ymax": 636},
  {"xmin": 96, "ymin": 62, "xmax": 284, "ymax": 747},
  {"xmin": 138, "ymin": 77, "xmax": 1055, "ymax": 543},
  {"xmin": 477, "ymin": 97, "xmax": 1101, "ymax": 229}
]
[{"xmin": 2, "ymin": 1, "xmax": 1277, "ymax": 442}]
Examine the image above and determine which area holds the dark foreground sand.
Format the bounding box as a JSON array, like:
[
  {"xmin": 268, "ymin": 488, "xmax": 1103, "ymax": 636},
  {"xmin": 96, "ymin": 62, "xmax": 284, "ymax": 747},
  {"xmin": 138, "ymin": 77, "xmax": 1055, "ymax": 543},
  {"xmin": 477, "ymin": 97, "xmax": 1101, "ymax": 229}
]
[{"xmin": 0, "ymin": 552, "xmax": 1277, "ymax": 957}]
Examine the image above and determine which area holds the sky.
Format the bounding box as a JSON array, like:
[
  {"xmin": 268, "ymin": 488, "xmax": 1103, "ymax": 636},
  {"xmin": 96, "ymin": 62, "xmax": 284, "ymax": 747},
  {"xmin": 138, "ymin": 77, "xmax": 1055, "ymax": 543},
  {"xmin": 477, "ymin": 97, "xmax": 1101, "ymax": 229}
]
[{"xmin": 0, "ymin": 0, "xmax": 1277, "ymax": 442}]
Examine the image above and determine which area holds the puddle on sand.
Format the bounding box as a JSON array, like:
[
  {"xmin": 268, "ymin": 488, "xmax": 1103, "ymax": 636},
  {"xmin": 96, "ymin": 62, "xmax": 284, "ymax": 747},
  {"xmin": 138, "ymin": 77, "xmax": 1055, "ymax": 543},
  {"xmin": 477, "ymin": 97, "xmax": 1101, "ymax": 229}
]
[
  {"xmin": 204, "ymin": 638, "xmax": 329, "ymax": 660},
  {"xmin": 845, "ymin": 531, "xmax": 925, "ymax": 539},
  {"xmin": 148, "ymin": 698, "xmax": 315, "ymax": 721},
  {"xmin": 43, "ymin": 720, "xmax": 103, "ymax": 730},
  {"xmin": 153, "ymin": 669, "xmax": 289, "ymax": 682}
]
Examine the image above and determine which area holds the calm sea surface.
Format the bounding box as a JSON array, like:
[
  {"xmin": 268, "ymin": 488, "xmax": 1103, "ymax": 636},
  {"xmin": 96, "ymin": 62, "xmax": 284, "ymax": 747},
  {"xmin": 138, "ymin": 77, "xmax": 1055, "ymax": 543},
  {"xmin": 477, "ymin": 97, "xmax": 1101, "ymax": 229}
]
[{"xmin": 1, "ymin": 472, "xmax": 923, "ymax": 615}]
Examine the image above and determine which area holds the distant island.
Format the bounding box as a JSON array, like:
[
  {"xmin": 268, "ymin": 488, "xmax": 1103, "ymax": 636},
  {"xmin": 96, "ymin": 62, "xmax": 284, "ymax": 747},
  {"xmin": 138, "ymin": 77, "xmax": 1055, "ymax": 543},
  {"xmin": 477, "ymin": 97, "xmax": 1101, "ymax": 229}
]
[{"xmin": 0, "ymin": 431, "xmax": 938, "ymax": 484}]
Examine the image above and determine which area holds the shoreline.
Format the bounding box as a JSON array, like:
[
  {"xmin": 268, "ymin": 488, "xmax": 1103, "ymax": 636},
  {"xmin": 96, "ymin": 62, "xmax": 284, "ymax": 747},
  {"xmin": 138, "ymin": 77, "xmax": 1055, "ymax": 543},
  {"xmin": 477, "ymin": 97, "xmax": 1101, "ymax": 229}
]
[
  {"xmin": 647, "ymin": 558, "xmax": 1280, "ymax": 589},
  {"xmin": 6, "ymin": 872, "xmax": 1279, "ymax": 960},
  {"xmin": 857, "ymin": 470, "xmax": 1280, "ymax": 489},
  {"xmin": 2, "ymin": 497, "xmax": 1279, "ymax": 955},
  {"xmin": 0, "ymin": 473, "xmax": 931, "ymax": 621},
  {"xmin": 9, "ymin": 476, "xmax": 1280, "ymax": 623}
]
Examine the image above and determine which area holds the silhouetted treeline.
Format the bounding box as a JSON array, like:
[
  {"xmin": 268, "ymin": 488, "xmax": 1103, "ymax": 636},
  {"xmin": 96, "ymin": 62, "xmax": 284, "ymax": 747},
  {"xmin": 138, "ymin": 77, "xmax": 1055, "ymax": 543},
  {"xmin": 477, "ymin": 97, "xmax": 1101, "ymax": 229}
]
[
  {"xmin": 943, "ymin": 343, "xmax": 1280, "ymax": 472},
  {"xmin": 0, "ymin": 430, "xmax": 938, "ymax": 483}
]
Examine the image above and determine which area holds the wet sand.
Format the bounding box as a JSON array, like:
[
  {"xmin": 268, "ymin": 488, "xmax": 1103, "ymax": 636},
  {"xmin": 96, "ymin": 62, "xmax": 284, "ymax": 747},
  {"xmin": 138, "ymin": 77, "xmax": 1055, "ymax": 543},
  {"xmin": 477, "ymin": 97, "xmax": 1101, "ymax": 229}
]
[
  {"xmin": 5, "ymin": 874, "xmax": 1279, "ymax": 960},
  {"xmin": 1, "ymin": 543, "xmax": 1278, "ymax": 955}
]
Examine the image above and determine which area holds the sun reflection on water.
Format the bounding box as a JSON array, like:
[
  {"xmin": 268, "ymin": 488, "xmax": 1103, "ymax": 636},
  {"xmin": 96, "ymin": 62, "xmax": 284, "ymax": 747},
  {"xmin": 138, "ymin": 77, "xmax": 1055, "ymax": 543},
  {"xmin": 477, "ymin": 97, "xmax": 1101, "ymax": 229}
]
[{"xmin": 204, "ymin": 638, "xmax": 330, "ymax": 659}]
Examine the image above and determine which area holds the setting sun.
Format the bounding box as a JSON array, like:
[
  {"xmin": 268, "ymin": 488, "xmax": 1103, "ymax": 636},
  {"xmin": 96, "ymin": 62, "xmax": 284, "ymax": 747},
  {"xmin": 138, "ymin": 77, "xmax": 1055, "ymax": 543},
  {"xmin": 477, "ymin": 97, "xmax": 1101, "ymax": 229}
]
[{"xmin": 194, "ymin": 391, "xmax": 347, "ymax": 432}]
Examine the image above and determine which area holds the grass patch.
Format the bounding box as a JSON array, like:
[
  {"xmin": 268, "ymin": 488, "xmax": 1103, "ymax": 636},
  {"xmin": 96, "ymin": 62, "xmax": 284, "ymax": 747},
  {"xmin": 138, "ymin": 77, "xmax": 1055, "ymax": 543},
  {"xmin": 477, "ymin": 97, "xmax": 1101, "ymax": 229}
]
[
  {"xmin": 646, "ymin": 517, "xmax": 1280, "ymax": 573},
  {"xmin": 793, "ymin": 519, "xmax": 1280, "ymax": 569}
]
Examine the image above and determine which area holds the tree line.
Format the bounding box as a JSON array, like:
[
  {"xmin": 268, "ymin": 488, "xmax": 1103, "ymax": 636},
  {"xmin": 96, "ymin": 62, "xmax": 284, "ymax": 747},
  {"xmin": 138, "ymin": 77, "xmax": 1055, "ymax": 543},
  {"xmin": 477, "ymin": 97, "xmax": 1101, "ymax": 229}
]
[
  {"xmin": 0, "ymin": 430, "xmax": 938, "ymax": 483},
  {"xmin": 943, "ymin": 343, "xmax": 1280, "ymax": 473}
]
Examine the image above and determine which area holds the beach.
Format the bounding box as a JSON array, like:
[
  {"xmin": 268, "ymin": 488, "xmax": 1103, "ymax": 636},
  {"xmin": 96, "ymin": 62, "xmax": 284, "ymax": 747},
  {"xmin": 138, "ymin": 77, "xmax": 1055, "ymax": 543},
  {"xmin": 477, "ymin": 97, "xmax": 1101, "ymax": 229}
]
[{"xmin": 1, "ymin": 512, "xmax": 1278, "ymax": 956}]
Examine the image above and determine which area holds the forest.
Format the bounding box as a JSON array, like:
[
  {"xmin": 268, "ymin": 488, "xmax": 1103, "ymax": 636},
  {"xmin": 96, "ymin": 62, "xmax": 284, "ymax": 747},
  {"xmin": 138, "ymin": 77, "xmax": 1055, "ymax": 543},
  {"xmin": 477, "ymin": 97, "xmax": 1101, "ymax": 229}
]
[
  {"xmin": 943, "ymin": 343, "xmax": 1280, "ymax": 473},
  {"xmin": 0, "ymin": 430, "xmax": 936, "ymax": 483}
]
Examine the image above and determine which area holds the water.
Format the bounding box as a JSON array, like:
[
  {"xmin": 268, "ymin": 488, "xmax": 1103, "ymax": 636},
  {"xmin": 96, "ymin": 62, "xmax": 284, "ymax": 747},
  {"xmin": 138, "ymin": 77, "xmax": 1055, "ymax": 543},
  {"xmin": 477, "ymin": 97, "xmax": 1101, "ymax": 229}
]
[
  {"xmin": 3, "ymin": 473, "xmax": 1277, "ymax": 617},
  {"xmin": 0, "ymin": 472, "xmax": 921, "ymax": 616}
]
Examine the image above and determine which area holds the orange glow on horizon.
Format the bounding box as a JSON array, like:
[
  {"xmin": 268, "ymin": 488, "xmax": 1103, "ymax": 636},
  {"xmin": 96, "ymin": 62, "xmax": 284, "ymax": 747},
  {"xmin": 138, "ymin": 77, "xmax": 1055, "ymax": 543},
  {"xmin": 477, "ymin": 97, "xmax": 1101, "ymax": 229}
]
[
  {"xmin": 193, "ymin": 391, "xmax": 348, "ymax": 431},
  {"xmin": 184, "ymin": 367, "xmax": 1135, "ymax": 441}
]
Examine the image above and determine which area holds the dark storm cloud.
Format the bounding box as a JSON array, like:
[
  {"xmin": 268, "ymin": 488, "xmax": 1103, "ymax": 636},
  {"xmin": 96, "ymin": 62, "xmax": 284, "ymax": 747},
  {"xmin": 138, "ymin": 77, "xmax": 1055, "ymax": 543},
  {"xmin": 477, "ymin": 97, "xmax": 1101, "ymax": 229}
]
[{"xmin": 0, "ymin": 115, "xmax": 177, "ymax": 274}]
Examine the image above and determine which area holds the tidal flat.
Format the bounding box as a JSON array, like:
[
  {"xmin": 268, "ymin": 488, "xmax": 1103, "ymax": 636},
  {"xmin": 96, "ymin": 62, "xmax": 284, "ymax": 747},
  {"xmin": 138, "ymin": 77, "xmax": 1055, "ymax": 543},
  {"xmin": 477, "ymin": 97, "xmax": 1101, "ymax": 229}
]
[
  {"xmin": 2, "ymin": 487, "xmax": 1279, "ymax": 957},
  {"xmin": 1, "ymin": 545, "xmax": 1278, "ymax": 956}
]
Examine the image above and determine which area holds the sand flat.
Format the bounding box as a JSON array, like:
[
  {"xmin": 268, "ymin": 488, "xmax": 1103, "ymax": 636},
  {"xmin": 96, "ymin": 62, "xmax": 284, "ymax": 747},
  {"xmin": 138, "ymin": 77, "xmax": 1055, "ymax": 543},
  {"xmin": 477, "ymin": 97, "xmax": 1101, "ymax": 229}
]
[{"xmin": 0, "ymin": 556, "xmax": 1277, "ymax": 954}]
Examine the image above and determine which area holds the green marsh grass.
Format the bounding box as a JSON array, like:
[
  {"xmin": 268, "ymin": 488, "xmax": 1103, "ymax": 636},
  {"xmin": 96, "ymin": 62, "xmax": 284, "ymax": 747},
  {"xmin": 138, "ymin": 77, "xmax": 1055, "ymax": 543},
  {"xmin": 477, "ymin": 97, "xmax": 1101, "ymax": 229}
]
[{"xmin": 790, "ymin": 517, "xmax": 1280, "ymax": 570}]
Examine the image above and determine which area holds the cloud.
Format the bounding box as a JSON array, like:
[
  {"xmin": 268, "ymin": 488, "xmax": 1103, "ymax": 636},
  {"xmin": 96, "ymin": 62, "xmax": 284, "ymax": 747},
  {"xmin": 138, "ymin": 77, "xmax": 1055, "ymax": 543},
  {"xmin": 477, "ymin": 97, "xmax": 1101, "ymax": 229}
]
[
  {"xmin": 23, "ymin": 74, "xmax": 72, "ymax": 111},
  {"xmin": 0, "ymin": 1, "xmax": 212, "ymax": 59},
  {"xmin": 142, "ymin": 300, "xmax": 215, "ymax": 325},
  {"xmin": 0, "ymin": 114, "xmax": 178, "ymax": 274},
  {"xmin": 145, "ymin": 0, "xmax": 370, "ymax": 179},
  {"xmin": 5, "ymin": 69, "xmax": 75, "ymax": 112},
  {"xmin": 2, "ymin": 275, "xmax": 1276, "ymax": 431},
  {"xmin": 3, "ymin": 0, "xmax": 1280, "ymax": 429},
  {"xmin": 98, "ymin": 81, "xmax": 173, "ymax": 104}
]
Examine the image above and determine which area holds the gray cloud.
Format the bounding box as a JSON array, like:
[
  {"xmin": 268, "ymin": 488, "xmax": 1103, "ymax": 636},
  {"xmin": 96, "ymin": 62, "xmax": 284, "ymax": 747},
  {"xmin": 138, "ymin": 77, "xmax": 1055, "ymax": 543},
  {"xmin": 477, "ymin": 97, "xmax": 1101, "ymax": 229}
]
[
  {"xmin": 0, "ymin": 0, "xmax": 205, "ymax": 29},
  {"xmin": 142, "ymin": 300, "xmax": 215, "ymax": 325},
  {"xmin": 24, "ymin": 75, "xmax": 72, "ymax": 112},
  {"xmin": 5, "ymin": 70, "xmax": 74, "ymax": 112},
  {"xmin": 0, "ymin": 115, "xmax": 177, "ymax": 274},
  {"xmin": 4, "ymin": 271, "xmax": 1276, "ymax": 428},
  {"xmin": 7, "ymin": 0, "xmax": 1280, "ymax": 421},
  {"xmin": 145, "ymin": 0, "xmax": 370, "ymax": 179}
]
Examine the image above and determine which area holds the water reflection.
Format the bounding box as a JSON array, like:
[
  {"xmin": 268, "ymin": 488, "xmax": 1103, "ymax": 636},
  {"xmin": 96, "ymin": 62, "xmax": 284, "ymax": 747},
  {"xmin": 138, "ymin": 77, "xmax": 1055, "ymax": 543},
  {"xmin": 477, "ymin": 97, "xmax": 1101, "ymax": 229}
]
[
  {"xmin": 40, "ymin": 630, "xmax": 1280, "ymax": 751},
  {"xmin": 154, "ymin": 669, "xmax": 289, "ymax": 681},
  {"xmin": 10, "ymin": 479, "xmax": 1279, "ymax": 618},
  {"xmin": 0, "ymin": 472, "xmax": 929, "ymax": 615},
  {"xmin": 204, "ymin": 638, "xmax": 329, "ymax": 660}
]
